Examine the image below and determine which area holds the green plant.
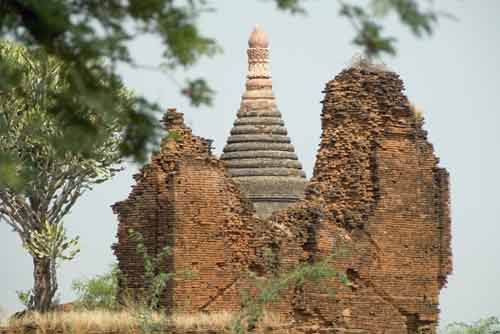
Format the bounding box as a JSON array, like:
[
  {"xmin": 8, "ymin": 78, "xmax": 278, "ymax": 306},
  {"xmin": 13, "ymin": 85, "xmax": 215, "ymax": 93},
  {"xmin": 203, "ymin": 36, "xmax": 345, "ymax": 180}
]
[
  {"xmin": 0, "ymin": 1, "xmax": 450, "ymax": 176},
  {"xmin": 128, "ymin": 229, "xmax": 185, "ymax": 334},
  {"xmin": 232, "ymin": 256, "xmax": 345, "ymax": 333},
  {"xmin": 25, "ymin": 220, "xmax": 80, "ymax": 261},
  {"xmin": 0, "ymin": 40, "xmax": 125, "ymax": 312},
  {"xmin": 16, "ymin": 289, "xmax": 33, "ymax": 309},
  {"xmin": 72, "ymin": 264, "xmax": 120, "ymax": 311},
  {"xmin": 445, "ymin": 317, "xmax": 500, "ymax": 334},
  {"xmin": 128, "ymin": 229, "xmax": 175, "ymax": 311}
]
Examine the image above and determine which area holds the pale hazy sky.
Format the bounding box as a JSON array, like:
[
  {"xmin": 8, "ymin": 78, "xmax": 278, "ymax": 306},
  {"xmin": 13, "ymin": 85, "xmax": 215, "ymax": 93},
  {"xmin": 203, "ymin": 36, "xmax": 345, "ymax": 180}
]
[{"xmin": 1, "ymin": 0, "xmax": 499, "ymax": 327}]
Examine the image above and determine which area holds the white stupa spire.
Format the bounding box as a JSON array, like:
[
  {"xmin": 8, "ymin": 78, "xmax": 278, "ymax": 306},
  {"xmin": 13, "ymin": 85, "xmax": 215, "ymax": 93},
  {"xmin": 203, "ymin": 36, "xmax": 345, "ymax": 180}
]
[
  {"xmin": 245, "ymin": 25, "xmax": 273, "ymax": 97},
  {"xmin": 221, "ymin": 26, "xmax": 306, "ymax": 219}
]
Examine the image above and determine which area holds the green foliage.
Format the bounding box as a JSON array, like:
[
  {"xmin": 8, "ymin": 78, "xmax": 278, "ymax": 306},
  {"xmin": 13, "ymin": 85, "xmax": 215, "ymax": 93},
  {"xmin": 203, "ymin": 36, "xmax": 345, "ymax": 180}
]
[
  {"xmin": 16, "ymin": 289, "xmax": 33, "ymax": 309},
  {"xmin": 271, "ymin": 0, "xmax": 305, "ymax": 14},
  {"xmin": 0, "ymin": 0, "xmax": 220, "ymax": 164},
  {"xmin": 128, "ymin": 229, "xmax": 181, "ymax": 334},
  {"xmin": 128, "ymin": 229, "xmax": 175, "ymax": 310},
  {"xmin": 0, "ymin": 1, "xmax": 449, "ymax": 167},
  {"xmin": 445, "ymin": 317, "xmax": 500, "ymax": 334},
  {"xmin": 0, "ymin": 40, "xmax": 125, "ymax": 311},
  {"xmin": 182, "ymin": 78, "xmax": 215, "ymax": 107},
  {"xmin": 72, "ymin": 265, "xmax": 120, "ymax": 311},
  {"xmin": 0, "ymin": 40, "xmax": 125, "ymax": 187},
  {"xmin": 25, "ymin": 220, "xmax": 80, "ymax": 261},
  {"xmin": 338, "ymin": 0, "xmax": 446, "ymax": 58},
  {"xmin": 232, "ymin": 256, "xmax": 344, "ymax": 333}
]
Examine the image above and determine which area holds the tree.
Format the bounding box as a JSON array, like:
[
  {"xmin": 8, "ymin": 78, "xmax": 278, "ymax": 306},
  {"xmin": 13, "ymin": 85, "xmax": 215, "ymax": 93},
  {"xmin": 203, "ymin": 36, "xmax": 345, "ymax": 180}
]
[
  {"xmin": 0, "ymin": 0, "xmax": 447, "ymax": 180},
  {"xmin": 446, "ymin": 317, "xmax": 500, "ymax": 334},
  {"xmin": 0, "ymin": 41, "xmax": 127, "ymax": 312}
]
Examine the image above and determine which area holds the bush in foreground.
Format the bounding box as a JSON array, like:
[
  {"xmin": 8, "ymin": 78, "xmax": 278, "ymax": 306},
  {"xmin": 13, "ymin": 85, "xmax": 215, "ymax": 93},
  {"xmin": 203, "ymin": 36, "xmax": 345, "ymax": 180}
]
[{"xmin": 72, "ymin": 265, "xmax": 120, "ymax": 311}]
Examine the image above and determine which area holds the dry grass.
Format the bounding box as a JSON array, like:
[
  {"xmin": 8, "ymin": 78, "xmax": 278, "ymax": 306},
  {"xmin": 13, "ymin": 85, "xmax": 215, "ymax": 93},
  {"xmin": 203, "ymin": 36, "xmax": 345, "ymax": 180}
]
[
  {"xmin": 5, "ymin": 309, "xmax": 287, "ymax": 333},
  {"xmin": 170, "ymin": 311, "xmax": 234, "ymax": 330},
  {"xmin": 171, "ymin": 310, "xmax": 285, "ymax": 330},
  {"xmin": 7, "ymin": 310, "xmax": 139, "ymax": 333}
]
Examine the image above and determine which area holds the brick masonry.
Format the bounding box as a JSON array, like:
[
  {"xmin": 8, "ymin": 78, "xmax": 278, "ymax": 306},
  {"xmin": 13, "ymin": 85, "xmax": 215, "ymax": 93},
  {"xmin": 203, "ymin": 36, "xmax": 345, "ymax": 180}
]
[
  {"xmin": 267, "ymin": 67, "xmax": 453, "ymax": 333},
  {"xmin": 112, "ymin": 66, "xmax": 452, "ymax": 334},
  {"xmin": 113, "ymin": 109, "xmax": 278, "ymax": 313}
]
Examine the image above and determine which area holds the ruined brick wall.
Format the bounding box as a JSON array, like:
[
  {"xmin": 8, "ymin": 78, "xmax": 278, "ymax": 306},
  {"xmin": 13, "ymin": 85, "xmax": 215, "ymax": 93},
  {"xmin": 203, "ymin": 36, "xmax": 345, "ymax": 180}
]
[
  {"xmin": 267, "ymin": 67, "xmax": 452, "ymax": 333},
  {"xmin": 167, "ymin": 156, "xmax": 272, "ymax": 312},
  {"xmin": 112, "ymin": 109, "xmax": 210, "ymax": 308},
  {"xmin": 113, "ymin": 67, "xmax": 452, "ymax": 333},
  {"xmin": 113, "ymin": 109, "xmax": 279, "ymax": 313}
]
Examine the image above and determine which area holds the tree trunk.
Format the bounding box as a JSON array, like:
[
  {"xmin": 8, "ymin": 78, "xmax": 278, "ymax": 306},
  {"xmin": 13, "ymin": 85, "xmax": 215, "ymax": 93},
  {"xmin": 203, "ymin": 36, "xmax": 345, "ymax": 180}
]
[{"xmin": 32, "ymin": 256, "xmax": 57, "ymax": 312}]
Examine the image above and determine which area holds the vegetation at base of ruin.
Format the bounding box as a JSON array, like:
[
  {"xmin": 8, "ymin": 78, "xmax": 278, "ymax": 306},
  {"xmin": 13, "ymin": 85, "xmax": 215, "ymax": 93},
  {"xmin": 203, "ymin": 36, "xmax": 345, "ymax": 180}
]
[
  {"xmin": 0, "ymin": 1, "xmax": 450, "ymax": 180},
  {"xmin": 72, "ymin": 262, "xmax": 170, "ymax": 334},
  {"xmin": 3, "ymin": 308, "xmax": 500, "ymax": 334},
  {"xmin": 67, "ymin": 243, "xmax": 342, "ymax": 334},
  {"xmin": 127, "ymin": 229, "xmax": 197, "ymax": 333},
  {"xmin": 444, "ymin": 316, "xmax": 500, "ymax": 334},
  {"xmin": 4, "ymin": 309, "xmax": 285, "ymax": 334},
  {"xmin": 0, "ymin": 40, "xmax": 127, "ymax": 313},
  {"xmin": 72, "ymin": 264, "xmax": 121, "ymax": 311},
  {"xmin": 70, "ymin": 229, "xmax": 193, "ymax": 333},
  {"xmin": 128, "ymin": 229, "xmax": 175, "ymax": 311},
  {"xmin": 70, "ymin": 235, "xmax": 168, "ymax": 333},
  {"xmin": 232, "ymin": 255, "xmax": 346, "ymax": 334}
]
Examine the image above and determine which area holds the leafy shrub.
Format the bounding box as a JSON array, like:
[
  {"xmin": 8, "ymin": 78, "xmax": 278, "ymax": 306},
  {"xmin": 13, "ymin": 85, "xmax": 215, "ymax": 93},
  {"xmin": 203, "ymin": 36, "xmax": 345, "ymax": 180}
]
[
  {"xmin": 72, "ymin": 265, "xmax": 120, "ymax": 310},
  {"xmin": 128, "ymin": 229, "xmax": 174, "ymax": 310}
]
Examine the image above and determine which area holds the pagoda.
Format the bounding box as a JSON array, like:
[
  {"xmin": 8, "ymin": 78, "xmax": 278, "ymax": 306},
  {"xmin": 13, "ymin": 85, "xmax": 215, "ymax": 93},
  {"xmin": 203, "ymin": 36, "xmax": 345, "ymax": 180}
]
[{"xmin": 221, "ymin": 26, "xmax": 307, "ymax": 218}]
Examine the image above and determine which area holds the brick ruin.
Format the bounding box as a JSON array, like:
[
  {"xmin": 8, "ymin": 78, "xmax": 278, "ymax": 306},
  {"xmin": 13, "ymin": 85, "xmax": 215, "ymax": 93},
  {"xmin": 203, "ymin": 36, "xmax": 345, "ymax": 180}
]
[
  {"xmin": 112, "ymin": 27, "xmax": 452, "ymax": 333},
  {"xmin": 112, "ymin": 110, "xmax": 272, "ymax": 312}
]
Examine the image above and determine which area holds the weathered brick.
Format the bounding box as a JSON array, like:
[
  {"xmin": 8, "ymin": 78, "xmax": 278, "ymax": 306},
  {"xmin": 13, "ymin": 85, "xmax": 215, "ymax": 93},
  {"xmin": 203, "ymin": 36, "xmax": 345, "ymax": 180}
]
[{"xmin": 112, "ymin": 47, "xmax": 451, "ymax": 334}]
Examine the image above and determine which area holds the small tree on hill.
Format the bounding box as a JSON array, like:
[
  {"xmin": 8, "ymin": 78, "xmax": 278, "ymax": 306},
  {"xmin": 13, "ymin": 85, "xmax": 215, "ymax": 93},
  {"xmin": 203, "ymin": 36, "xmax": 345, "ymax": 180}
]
[{"xmin": 0, "ymin": 41, "xmax": 128, "ymax": 312}]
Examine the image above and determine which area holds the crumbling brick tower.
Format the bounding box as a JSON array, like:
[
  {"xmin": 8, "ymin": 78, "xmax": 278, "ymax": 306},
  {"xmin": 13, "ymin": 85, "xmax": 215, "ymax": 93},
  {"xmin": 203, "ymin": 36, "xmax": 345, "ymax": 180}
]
[
  {"xmin": 112, "ymin": 110, "xmax": 274, "ymax": 312},
  {"xmin": 269, "ymin": 65, "xmax": 452, "ymax": 333}
]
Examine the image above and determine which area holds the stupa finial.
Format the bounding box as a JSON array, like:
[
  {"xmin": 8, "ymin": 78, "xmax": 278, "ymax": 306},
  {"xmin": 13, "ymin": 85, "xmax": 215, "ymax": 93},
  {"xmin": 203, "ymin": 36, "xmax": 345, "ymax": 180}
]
[
  {"xmin": 248, "ymin": 25, "xmax": 269, "ymax": 48},
  {"xmin": 246, "ymin": 25, "xmax": 272, "ymax": 91}
]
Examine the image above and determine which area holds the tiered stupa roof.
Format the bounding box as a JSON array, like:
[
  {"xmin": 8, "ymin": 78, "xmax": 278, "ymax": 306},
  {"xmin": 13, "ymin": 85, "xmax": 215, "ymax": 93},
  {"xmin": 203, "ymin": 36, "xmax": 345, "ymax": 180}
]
[{"xmin": 221, "ymin": 26, "xmax": 306, "ymax": 218}]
